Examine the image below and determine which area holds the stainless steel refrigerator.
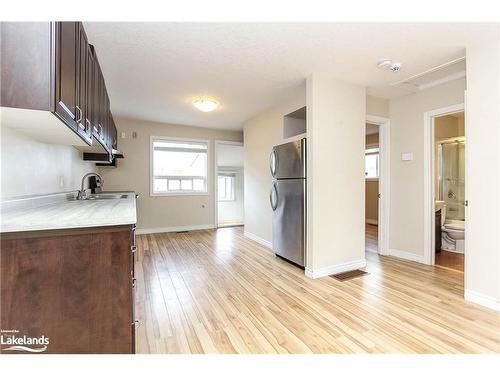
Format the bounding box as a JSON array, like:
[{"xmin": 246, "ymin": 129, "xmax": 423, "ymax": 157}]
[{"xmin": 269, "ymin": 138, "xmax": 306, "ymax": 267}]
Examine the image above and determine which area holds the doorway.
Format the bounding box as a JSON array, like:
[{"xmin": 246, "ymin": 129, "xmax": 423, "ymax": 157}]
[
  {"xmin": 365, "ymin": 123, "xmax": 380, "ymax": 253},
  {"xmin": 214, "ymin": 141, "xmax": 244, "ymax": 228},
  {"xmin": 424, "ymin": 104, "xmax": 465, "ymax": 274},
  {"xmin": 365, "ymin": 115, "xmax": 390, "ymax": 256}
]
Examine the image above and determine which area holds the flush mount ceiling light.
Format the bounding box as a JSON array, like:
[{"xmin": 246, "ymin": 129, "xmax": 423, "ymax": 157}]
[
  {"xmin": 193, "ymin": 97, "xmax": 219, "ymax": 112},
  {"xmin": 377, "ymin": 59, "xmax": 402, "ymax": 73}
]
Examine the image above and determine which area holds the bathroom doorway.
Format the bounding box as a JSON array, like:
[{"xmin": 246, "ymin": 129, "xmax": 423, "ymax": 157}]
[{"xmin": 425, "ymin": 105, "xmax": 465, "ymax": 273}]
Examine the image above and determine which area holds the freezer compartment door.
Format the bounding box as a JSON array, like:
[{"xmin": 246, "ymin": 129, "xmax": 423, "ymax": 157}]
[
  {"xmin": 271, "ymin": 179, "xmax": 305, "ymax": 266},
  {"xmin": 270, "ymin": 138, "xmax": 306, "ymax": 179}
]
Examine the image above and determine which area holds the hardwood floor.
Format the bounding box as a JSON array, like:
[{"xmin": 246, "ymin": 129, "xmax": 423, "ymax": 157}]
[
  {"xmin": 135, "ymin": 227, "xmax": 500, "ymax": 354},
  {"xmin": 435, "ymin": 250, "xmax": 464, "ymax": 272},
  {"xmin": 365, "ymin": 223, "xmax": 378, "ymax": 253}
]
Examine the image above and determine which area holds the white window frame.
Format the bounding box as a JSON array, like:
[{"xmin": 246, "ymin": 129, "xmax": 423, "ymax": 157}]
[
  {"xmin": 365, "ymin": 147, "xmax": 380, "ymax": 181},
  {"xmin": 150, "ymin": 136, "xmax": 210, "ymax": 197},
  {"xmin": 217, "ymin": 174, "xmax": 236, "ymax": 201}
]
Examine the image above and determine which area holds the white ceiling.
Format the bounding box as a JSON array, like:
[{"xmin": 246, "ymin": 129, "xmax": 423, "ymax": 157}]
[
  {"xmin": 217, "ymin": 143, "xmax": 244, "ymax": 167},
  {"xmin": 84, "ymin": 22, "xmax": 482, "ymax": 131}
]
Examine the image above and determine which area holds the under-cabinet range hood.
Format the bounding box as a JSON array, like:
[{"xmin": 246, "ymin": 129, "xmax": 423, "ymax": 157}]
[{"xmin": 83, "ymin": 149, "xmax": 124, "ymax": 165}]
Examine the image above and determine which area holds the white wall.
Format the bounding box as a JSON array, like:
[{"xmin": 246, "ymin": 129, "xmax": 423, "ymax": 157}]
[
  {"xmin": 0, "ymin": 126, "xmax": 96, "ymax": 199},
  {"xmin": 464, "ymin": 24, "xmax": 500, "ymax": 309},
  {"xmin": 366, "ymin": 95, "xmax": 390, "ymax": 118},
  {"xmin": 388, "ymin": 78, "xmax": 465, "ymax": 259},
  {"xmin": 243, "ymin": 90, "xmax": 306, "ymax": 244},
  {"xmin": 217, "ymin": 167, "xmax": 244, "ymax": 226},
  {"xmin": 306, "ymin": 74, "xmax": 366, "ymax": 276},
  {"xmin": 99, "ymin": 117, "xmax": 242, "ymax": 232}
]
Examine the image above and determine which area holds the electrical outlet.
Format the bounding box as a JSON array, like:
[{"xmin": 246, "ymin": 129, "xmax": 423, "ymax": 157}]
[{"xmin": 121, "ymin": 132, "xmax": 126, "ymax": 139}]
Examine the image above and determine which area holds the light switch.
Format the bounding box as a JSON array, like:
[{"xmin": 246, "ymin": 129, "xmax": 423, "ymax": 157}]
[{"xmin": 402, "ymin": 152, "xmax": 413, "ymax": 161}]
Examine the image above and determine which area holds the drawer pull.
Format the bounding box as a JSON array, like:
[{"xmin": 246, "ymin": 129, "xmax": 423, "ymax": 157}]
[{"xmin": 131, "ymin": 245, "xmax": 137, "ymax": 253}]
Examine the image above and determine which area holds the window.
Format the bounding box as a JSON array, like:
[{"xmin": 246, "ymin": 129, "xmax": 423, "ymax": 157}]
[
  {"xmin": 151, "ymin": 137, "xmax": 208, "ymax": 195},
  {"xmin": 365, "ymin": 148, "xmax": 379, "ymax": 179},
  {"xmin": 217, "ymin": 174, "xmax": 235, "ymax": 201}
]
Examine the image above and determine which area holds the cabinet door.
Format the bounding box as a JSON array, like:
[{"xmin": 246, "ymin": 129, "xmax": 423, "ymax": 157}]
[
  {"xmin": 91, "ymin": 54, "xmax": 102, "ymax": 140},
  {"xmin": 111, "ymin": 116, "xmax": 118, "ymax": 150},
  {"xmin": 98, "ymin": 70, "xmax": 107, "ymax": 144},
  {"xmin": 86, "ymin": 45, "xmax": 96, "ymax": 140},
  {"xmin": 1, "ymin": 229, "xmax": 135, "ymax": 353},
  {"xmin": 93, "ymin": 62, "xmax": 105, "ymax": 144},
  {"xmin": 55, "ymin": 22, "xmax": 78, "ymax": 131},
  {"xmin": 106, "ymin": 107, "xmax": 112, "ymax": 151},
  {"xmin": 76, "ymin": 23, "xmax": 92, "ymax": 143}
]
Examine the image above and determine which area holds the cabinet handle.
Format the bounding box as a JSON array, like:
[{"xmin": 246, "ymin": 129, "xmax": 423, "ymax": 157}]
[
  {"xmin": 132, "ymin": 278, "xmax": 137, "ymax": 288},
  {"xmin": 76, "ymin": 106, "xmax": 83, "ymax": 124},
  {"xmin": 131, "ymin": 320, "xmax": 140, "ymax": 328},
  {"xmin": 85, "ymin": 119, "xmax": 91, "ymax": 132},
  {"xmin": 131, "ymin": 245, "xmax": 137, "ymax": 253}
]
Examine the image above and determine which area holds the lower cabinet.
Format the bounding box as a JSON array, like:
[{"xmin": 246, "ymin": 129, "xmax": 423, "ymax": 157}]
[{"xmin": 0, "ymin": 225, "xmax": 136, "ymax": 354}]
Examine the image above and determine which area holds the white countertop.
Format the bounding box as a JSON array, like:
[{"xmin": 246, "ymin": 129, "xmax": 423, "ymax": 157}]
[{"xmin": 0, "ymin": 191, "xmax": 137, "ymax": 233}]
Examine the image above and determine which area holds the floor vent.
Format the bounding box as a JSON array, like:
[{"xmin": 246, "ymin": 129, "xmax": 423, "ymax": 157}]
[{"xmin": 330, "ymin": 269, "xmax": 368, "ymax": 281}]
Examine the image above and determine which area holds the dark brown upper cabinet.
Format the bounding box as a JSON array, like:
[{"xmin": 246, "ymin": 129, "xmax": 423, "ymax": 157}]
[
  {"xmin": 54, "ymin": 22, "xmax": 78, "ymax": 133},
  {"xmin": 77, "ymin": 23, "xmax": 92, "ymax": 142},
  {"xmin": 54, "ymin": 22, "xmax": 91, "ymax": 145},
  {"xmin": 1, "ymin": 21, "xmax": 117, "ymax": 156}
]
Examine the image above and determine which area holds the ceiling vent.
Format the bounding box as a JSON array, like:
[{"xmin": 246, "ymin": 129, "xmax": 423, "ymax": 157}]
[{"xmin": 391, "ymin": 56, "xmax": 465, "ymax": 93}]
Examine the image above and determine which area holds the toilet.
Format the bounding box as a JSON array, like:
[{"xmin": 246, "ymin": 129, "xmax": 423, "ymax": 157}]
[
  {"xmin": 442, "ymin": 219, "xmax": 465, "ymax": 252},
  {"xmin": 436, "ymin": 201, "xmax": 465, "ymax": 253}
]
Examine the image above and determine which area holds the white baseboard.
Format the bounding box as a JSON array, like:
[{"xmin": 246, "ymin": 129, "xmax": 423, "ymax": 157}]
[
  {"xmin": 244, "ymin": 231, "xmax": 272, "ymax": 249},
  {"xmin": 218, "ymin": 221, "xmax": 244, "ymax": 228},
  {"xmin": 136, "ymin": 224, "xmax": 215, "ymax": 235},
  {"xmin": 305, "ymin": 259, "xmax": 367, "ymax": 279},
  {"xmin": 365, "ymin": 219, "xmax": 378, "ymax": 225},
  {"xmin": 387, "ymin": 248, "xmax": 426, "ymax": 264},
  {"xmin": 465, "ymin": 289, "xmax": 500, "ymax": 312}
]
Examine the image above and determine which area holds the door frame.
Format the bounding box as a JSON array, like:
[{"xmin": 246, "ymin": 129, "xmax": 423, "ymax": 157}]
[
  {"xmin": 366, "ymin": 115, "xmax": 390, "ymax": 255},
  {"xmin": 213, "ymin": 140, "xmax": 244, "ymax": 228},
  {"xmin": 423, "ymin": 102, "xmax": 465, "ymax": 265}
]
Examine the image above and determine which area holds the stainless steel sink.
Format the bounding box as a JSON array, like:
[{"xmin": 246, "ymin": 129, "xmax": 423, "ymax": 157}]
[
  {"xmin": 87, "ymin": 194, "xmax": 128, "ymax": 200},
  {"xmin": 70, "ymin": 193, "xmax": 129, "ymax": 201}
]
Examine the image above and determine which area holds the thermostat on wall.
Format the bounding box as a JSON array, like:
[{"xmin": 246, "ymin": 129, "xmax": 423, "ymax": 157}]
[{"xmin": 402, "ymin": 152, "xmax": 413, "ymax": 161}]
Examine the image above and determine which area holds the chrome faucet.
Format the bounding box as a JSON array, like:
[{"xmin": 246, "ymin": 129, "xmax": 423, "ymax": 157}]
[{"xmin": 77, "ymin": 173, "xmax": 104, "ymax": 200}]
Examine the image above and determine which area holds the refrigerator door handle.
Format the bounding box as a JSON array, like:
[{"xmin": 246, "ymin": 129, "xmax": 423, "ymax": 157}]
[
  {"xmin": 270, "ymin": 183, "xmax": 278, "ymax": 211},
  {"xmin": 269, "ymin": 149, "xmax": 278, "ymax": 177}
]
